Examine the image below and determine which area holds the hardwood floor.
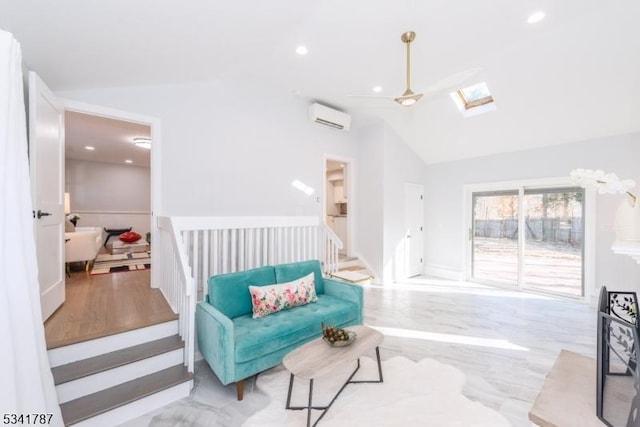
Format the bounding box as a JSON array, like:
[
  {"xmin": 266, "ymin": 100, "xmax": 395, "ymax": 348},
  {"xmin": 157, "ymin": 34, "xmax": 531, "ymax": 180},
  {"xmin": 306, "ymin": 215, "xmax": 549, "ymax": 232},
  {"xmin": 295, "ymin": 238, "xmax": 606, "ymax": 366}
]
[
  {"xmin": 44, "ymin": 267, "xmax": 177, "ymax": 349},
  {"xmin": 121, "ymin": 276, "xmax": 597, "ymax": 427}
]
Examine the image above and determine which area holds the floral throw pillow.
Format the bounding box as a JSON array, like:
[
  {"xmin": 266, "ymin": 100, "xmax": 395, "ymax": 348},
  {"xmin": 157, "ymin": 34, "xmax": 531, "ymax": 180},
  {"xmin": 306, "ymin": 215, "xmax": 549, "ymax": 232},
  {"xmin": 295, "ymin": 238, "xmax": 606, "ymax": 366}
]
[{"xmin": 249, "ymin": 272, "xmax": 318, "ymax": 319}]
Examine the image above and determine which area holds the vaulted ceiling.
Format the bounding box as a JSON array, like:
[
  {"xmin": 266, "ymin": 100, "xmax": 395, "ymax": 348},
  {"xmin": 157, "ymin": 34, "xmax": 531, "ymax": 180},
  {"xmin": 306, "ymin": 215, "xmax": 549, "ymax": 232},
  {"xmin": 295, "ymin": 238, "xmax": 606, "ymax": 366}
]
[{"xmin": 1, "ymin": 0, "xmax": 638, "ymax": 164}]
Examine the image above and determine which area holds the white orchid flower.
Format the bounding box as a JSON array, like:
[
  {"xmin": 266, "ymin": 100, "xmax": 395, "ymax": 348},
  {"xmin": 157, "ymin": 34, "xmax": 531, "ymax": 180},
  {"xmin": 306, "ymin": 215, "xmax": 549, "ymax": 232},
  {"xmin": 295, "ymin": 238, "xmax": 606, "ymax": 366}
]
[{"xmin": 570, "ymin": 168, "xmax": 637, "ymax": 206}]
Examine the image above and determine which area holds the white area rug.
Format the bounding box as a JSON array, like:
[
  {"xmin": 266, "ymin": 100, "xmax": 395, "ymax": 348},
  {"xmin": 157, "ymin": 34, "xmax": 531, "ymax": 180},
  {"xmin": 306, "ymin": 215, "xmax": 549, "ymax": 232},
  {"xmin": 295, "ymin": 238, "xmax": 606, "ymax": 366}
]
[{"xmin": 243, "ymin": 356, "xmax": 511, "ymax": 427}]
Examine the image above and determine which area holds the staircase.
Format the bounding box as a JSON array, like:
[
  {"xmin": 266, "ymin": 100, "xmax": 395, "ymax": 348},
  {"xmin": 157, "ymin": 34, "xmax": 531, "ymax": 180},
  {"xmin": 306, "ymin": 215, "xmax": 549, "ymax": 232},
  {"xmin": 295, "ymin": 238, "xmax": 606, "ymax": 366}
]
[
  {"xmin": 329, "ymin": 255, "xmax": 373, "ymax": 284},
  {"xmin": 50, "ymin": 320, "xmax": 193, "ymax": 426}
]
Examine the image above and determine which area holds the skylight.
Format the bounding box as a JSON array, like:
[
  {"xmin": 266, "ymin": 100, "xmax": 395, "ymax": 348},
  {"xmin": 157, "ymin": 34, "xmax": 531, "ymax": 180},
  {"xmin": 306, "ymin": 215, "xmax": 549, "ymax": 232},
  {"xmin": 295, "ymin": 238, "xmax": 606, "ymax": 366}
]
[
  {"xmin": 450, "ymin": 81, "xmax": 496, "ymax": 117},
  {"xmin": 457, "ymin": 82, "xmax": 494, "ymax": 109}
]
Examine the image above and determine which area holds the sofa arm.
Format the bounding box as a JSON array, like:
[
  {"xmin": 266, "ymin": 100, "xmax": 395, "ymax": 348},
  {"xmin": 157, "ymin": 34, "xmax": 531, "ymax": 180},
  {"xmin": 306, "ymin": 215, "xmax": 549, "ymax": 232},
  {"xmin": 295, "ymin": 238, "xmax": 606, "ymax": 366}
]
[
  {"xmin": 64, "ymin": 228, "xmax": 101, "ymax": 263},
  {"xmin": 323, "ymin": 278, "xmax": 364, "ymax": 325},
  {"xmin": 196, "ymin": 301, "xmax": 236, "ymax": 385}
]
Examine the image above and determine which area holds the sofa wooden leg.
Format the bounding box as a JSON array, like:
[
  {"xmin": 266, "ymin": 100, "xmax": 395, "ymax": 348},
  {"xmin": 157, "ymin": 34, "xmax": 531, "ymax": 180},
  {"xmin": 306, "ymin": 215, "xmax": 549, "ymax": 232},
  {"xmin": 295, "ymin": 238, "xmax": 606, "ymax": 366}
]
[{"xmin": 236, "ymin": 380, "xmax": 244, "ymax": 401}]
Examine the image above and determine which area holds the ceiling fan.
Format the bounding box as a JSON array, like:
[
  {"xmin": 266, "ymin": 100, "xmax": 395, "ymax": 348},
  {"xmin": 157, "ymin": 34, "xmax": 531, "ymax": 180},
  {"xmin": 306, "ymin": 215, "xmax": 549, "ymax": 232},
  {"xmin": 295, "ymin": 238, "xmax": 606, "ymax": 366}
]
[
  {"xmin": 348, "ymin": 30, "xmax": 424, "ymax": 106},
  {"xmin": 346, "ymin": 31, "xmax": 482, "ymax": 107}
]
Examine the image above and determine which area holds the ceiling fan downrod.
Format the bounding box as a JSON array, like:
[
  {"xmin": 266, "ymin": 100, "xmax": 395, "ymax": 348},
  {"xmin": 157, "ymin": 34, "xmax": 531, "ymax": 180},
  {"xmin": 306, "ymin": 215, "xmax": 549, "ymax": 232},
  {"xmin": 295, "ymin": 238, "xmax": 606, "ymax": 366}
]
[
  {"xmin": 403, "ymin": 31, "xmax": 415, "ymax": 92},
  {"xmin": 395, "ymin": 31, "xmax": 423, "ymax": 106}
]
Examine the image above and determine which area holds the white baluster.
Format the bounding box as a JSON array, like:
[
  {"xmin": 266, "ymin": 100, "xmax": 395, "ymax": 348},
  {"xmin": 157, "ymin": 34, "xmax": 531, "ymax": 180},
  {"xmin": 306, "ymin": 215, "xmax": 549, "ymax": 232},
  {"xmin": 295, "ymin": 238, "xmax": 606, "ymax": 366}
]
[
  {"xmin": 201, "ymin": 230, "xmax": 209, "ymax": 298},
  {"xmin": 313, "ymin": 226, "xmax": 318, "ymax": 262},
  {"xmin": 192, "ymin": 230, "xmax": 200, "ymax": 296},
  {"xmin": 212, "ymin": 230, "xmax": 219, "ymax": 276},
  {"xmin": 222, "ymin": 229, "xmax": 229, "ymax": 274},
  {"xmin": 230, "ymin": 229, "xmax": 238, "ymax": 272},
  {"xmin": 238, "ymin": 228, "xmax": 245, "ymax": 271},
  {"xmin": 262, "ymin": 228, "xmax": 269, "ymax": 265},
  {"xmin": 277, "ymin": 228, "xmax": 283, "ymax": 264}
]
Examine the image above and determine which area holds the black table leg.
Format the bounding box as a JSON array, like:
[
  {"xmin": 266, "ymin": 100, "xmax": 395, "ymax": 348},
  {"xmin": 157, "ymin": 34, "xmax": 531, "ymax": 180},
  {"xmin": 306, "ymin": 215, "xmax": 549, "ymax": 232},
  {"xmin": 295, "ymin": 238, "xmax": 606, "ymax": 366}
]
[
  {"xmin": 103, "ymin": 227, "xmax": 132, "ymax": 247},
  {"xmin": 285, "ymin": 348, "xmax": 384, "ymax": 426},
  {"xmin": 307, "ymin": 379, "xmax": 313, "ymax": 427}
]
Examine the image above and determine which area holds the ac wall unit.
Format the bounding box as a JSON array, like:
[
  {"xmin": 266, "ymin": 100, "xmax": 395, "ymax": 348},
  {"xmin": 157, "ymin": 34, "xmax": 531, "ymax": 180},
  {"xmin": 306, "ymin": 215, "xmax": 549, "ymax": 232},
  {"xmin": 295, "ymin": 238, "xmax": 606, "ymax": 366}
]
[{"xmin": 308, "ymin": 103, "xmax": 351, "ymax": 131}]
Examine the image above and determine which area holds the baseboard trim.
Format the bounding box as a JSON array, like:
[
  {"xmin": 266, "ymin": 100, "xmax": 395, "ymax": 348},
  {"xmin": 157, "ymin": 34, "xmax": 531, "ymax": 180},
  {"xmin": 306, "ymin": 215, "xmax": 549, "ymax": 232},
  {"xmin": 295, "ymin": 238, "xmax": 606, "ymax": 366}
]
[{"xmin": 424, "ymin": 264, "xmax": 464, "ymax": 281}]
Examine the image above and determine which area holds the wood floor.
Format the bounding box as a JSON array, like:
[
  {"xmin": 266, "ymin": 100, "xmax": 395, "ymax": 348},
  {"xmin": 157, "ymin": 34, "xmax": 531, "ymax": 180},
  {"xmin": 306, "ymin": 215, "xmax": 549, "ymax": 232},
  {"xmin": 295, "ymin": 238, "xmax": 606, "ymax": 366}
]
[{"xmin": 44, "ymin": 267, "xmax": 177, "ymax": 349}]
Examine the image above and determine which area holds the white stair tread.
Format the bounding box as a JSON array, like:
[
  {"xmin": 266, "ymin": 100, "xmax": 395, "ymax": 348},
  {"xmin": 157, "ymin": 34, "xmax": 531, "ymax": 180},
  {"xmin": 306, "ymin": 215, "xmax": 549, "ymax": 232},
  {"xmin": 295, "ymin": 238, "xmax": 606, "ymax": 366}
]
[
  {"xmin": 330, "ymin": 270, "xmax": 371, "ymax": 283},
  {"xmin": 52, "ymin": 335, "xmax": 183, "ymax": 385}
]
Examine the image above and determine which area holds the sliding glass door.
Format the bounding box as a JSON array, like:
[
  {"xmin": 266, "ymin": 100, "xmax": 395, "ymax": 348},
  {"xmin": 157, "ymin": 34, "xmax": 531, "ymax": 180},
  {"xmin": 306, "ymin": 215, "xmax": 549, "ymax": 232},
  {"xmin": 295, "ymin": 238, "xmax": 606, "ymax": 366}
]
[
  {"xmin": 472, "ymin": 191, "xmax": 519, "ymax": 285},
  {"xmin": 471, "ymin": 187, "xmax": 584, "ymax": 297}
]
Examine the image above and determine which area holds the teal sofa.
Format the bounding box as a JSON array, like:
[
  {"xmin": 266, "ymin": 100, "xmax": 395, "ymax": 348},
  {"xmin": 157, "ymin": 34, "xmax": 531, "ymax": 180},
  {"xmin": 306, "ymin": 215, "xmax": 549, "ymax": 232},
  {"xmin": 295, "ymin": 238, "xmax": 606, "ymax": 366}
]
[{"xmin": 196, "ymin": 260, "xmax": 363, "ymax": 400}]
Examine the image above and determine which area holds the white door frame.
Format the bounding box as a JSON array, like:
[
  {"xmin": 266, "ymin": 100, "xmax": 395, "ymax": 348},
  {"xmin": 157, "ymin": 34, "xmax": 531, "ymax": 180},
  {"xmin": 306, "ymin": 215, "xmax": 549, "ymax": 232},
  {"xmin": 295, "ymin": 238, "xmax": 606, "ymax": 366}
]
[
  {"xmin": 323, "ymin": 154, "xmax": 355, "ymax": 256},
  {"xmin": 60, "ymin": 98, "xmax": 162, "ymax": 286},
  {"xmin": 404, "ymin": 183, "xmax": 424, "ymax": 278}
]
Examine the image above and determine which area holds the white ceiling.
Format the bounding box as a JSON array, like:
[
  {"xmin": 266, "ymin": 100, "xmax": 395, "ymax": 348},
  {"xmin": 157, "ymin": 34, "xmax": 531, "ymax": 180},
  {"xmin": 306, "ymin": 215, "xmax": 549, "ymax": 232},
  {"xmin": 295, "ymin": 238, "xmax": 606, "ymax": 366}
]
[
  {"xmin": 2, "ymin": 1, "xmax": 639, "ymax": 164},
  {"xmin": 65, "ymin": 112, "xmax": 151, "ymax": 167}
]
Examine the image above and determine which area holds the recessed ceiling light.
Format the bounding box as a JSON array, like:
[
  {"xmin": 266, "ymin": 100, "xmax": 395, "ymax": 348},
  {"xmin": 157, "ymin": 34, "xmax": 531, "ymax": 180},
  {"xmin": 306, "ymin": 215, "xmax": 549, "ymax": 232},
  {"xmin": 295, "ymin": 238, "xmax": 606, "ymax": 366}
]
[
  {"xmin": 133, "ymin": 137, "xmax": 151, "ymax": 149},
  {"xmin": 527, "ymin": 11, "xmax": 545, "ymax": 24},
  {"xmin": 125, "ymin": 159, "xmax": 133, "ymax": 164},
  {"xmin": 296, "ymin": 45, "xmax": 308, "ymax": 56},
  {"xmin": 373, "ymin": 86, "xmax": 383, "ymax": 93},
  {"xmin": 84, "ymin": 145, "xmax": 95, "ymax": 151}
]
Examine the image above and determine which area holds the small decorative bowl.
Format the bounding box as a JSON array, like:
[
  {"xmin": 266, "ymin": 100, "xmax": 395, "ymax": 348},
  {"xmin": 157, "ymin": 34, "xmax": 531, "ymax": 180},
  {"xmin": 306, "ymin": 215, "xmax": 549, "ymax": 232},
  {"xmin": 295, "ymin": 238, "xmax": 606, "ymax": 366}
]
[
  {"xmin": 323, "ymin": 330, "xmax": 357, "ymax": 347},
  {"xmin": 119, "ymin": 231, "xmax": 142, "ymax": 243}
]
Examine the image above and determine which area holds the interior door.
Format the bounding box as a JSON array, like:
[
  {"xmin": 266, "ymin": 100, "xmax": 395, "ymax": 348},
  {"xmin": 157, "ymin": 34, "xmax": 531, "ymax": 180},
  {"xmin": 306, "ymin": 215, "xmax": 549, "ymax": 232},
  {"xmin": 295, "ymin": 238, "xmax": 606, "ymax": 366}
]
[
  {"xmin": 405, "ymin": 183, "xmax": 424, "ymax": 278},
  {"xmin": 28, "ymin": 71, "xmax": 65, "ymax": 321}
]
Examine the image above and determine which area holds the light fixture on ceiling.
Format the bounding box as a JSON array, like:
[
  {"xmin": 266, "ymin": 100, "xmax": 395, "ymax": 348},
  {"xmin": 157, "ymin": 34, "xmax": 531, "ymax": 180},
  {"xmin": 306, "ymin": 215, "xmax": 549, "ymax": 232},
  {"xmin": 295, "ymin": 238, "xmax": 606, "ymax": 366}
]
[
  {"xmin": 133, "ymin": 137, "xmax": 151, "ymax": 149},
  {"xmin": 373, "ymin": 86, "xmax": 383, "ymax": 93},
  {"xmin": 296, "ymin": 45, "xmax": 308, "ymax": 56},
  {"xmin": 125, "ymin": 159, "xmax": 133, "ymax": 164},
  {"xmin": 527, "ymin": 11, "xmax": 545, "ymax": 24},
  {"xmin": 84, "ymin": 145, "xmax": 95, "ymax": 151},
  {"xmin": 394, "ymin": 31, "xmax": 423, "ymax": 106}
]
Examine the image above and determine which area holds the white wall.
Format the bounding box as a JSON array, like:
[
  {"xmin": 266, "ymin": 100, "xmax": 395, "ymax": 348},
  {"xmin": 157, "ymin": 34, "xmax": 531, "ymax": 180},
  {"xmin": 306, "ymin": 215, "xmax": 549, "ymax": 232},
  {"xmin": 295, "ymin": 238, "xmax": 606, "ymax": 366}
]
[
  {"xmin": 382, "ymin": 125, "xmax": 427, "ymax": 282},
  {"xmin": 424, "ymin": 132, "xmax": 640, "ymax": 294},
  {"xmin": 66, "ymin": 158, "xmax": 151, "ymax": 236},
  {"xmin": 58, "ymin": 80, "xmax": 359, "ymax": 217},
  {"xmin": 355, "ymin": 123, "xmax": 385, "ymax": 278},
  {"xmin": 352, "ymin": 122, "xmax": 428, "ymax": 281}
]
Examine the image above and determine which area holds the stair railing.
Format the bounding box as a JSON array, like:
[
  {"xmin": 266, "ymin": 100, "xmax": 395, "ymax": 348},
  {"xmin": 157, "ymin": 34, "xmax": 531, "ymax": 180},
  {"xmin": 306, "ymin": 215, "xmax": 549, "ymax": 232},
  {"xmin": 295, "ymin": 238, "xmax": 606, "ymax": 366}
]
[{"xmin": 156, "ymin": 216, "xmax": 196, "ymax": 374}]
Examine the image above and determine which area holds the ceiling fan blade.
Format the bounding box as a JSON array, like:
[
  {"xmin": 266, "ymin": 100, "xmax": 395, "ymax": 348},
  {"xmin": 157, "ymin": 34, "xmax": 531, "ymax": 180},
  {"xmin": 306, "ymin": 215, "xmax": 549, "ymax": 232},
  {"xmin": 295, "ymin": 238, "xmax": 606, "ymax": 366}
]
[{"xmin": 346, "ymin": 94, "xmax": 397, "ymax": 99}]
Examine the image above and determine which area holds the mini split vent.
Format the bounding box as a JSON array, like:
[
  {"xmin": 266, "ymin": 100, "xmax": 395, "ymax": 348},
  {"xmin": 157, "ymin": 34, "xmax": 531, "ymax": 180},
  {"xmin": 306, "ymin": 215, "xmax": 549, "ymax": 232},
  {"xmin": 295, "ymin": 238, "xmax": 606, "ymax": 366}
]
[{"xmin": 308, "ymin": 103, "xmax": 351, "ymax": 131}]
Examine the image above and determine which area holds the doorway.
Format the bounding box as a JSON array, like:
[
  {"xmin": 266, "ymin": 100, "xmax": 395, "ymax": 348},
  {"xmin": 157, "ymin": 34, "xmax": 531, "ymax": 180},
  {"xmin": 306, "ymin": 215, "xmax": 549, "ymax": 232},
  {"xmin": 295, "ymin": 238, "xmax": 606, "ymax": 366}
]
[
  {"xmin": 44, "ymin": 98, "xmax": 164, "ymax": 348},
  {"xmin": 324, "ymin": 157, "xmax": 353, "ymax": 257},
  {"xmin": 62, "ymin": 98, "xmax": 160, "ymax": 271},
  {"xmin": 470, "ymin": 186, "xmax": 585, "ymax": 297},
  {"xmin": 64, "ymin": 110, "xmax": 152, "ymax": 260}
]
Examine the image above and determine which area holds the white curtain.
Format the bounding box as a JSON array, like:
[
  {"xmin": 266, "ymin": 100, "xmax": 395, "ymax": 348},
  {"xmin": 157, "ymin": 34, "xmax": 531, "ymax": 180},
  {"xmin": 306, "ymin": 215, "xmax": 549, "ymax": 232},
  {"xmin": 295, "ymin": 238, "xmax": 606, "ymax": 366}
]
[{"xmin": 0, "ymin": 30, "xmax": 63, "ymax": 425}]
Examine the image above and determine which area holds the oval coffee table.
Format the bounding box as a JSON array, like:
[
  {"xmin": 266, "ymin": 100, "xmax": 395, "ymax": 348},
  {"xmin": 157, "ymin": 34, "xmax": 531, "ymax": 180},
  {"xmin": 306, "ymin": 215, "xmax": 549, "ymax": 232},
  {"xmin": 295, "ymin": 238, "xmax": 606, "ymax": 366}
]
[{"xmin": 282, "ymin": 324, "xmax": 384, "ymax": 427}]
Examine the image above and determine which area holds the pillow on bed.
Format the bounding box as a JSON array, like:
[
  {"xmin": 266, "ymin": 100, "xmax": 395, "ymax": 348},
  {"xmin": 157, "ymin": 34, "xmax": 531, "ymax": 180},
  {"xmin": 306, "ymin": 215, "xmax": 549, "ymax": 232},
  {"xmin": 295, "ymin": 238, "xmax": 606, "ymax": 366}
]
[{"xmin": 249, "ymin": 272, "xmax": 317, "ymax": 319}]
